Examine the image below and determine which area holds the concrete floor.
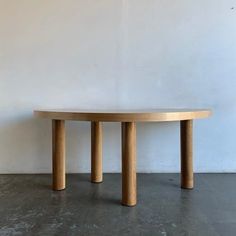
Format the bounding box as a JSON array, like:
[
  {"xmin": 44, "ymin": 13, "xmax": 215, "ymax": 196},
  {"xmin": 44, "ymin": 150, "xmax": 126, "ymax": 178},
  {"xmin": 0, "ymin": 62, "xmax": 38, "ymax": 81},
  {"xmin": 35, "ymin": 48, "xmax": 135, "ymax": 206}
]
[{"xmin": 0, "ymin": 174, "xmax": 235, "ymax": 236}]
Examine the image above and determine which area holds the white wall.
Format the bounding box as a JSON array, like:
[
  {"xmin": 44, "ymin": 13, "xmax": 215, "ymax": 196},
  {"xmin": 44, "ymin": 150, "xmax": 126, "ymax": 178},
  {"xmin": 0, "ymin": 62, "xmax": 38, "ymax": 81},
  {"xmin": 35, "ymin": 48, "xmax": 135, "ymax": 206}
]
[{"xmin": 0, "ymin": 0, "xmax": 236, "ymax": 173}]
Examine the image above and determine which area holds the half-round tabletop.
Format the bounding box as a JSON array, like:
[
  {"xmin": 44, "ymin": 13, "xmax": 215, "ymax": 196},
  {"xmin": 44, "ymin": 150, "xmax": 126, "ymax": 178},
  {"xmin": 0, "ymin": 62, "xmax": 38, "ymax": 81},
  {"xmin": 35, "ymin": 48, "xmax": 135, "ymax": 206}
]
[{"xmin": 34, "ymin": 109, "xmax": 211, "ymax": 122}]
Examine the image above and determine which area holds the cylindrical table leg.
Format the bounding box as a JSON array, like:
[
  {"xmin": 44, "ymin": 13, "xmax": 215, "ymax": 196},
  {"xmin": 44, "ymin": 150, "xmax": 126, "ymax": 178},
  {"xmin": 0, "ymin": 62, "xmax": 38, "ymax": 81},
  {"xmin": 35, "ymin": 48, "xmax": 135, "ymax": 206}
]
[
  {"xmin": 91, "ymin": 121, "xmax": 103, "ymax": 183},
  {"xmin": 122, "ymin": 122, "xmax": 137, "ymax": 206},
  {"xmin": 180, "ymin": 120, "xmax": 193, "ymax": 189},
  {"xmin": 52, "ymin": 120, "xmax": 65, "ymax": 191}
]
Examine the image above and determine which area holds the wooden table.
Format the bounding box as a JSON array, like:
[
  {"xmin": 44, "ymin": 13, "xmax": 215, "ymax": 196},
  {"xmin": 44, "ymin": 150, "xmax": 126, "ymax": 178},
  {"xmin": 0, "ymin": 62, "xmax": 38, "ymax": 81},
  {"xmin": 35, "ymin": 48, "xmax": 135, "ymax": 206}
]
[{"xmin": 34, "ymin": 109, "xmax": 211, "ymax": 206}]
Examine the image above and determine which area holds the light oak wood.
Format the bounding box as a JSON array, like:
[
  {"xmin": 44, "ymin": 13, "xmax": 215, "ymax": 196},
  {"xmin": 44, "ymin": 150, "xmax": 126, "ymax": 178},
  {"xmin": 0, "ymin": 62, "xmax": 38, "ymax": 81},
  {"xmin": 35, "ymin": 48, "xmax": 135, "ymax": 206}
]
[
  {"xmin": 181, "ymin": 120, "xmax": 193, "ymax": 189},
  {"xmin": 122, "ymin": 122, "xmax": 137, "ymax": 206},
  {"xmin": 35, "ymin": 108, "xmax": 211, "ymax": 206},
  {"xmin": 91, "ymin": 121, "xmax": 103, "ymax": 183},
  {"xmin": 34, "ymin": 109, "xmax": 211, "ymax": 122},
  {"xmin": 52, "ymin": 120, "xmax": 65, "ymax": 190}
]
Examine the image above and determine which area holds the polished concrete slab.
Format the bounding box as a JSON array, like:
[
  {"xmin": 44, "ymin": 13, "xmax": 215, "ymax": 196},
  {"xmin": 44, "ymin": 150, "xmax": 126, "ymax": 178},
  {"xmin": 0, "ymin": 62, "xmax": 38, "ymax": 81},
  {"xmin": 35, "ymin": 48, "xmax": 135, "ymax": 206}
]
[{"xmin": 0, "ymin": 174, "xmax": 235, "ymax": 236}]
